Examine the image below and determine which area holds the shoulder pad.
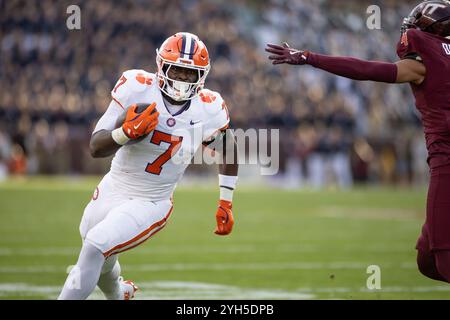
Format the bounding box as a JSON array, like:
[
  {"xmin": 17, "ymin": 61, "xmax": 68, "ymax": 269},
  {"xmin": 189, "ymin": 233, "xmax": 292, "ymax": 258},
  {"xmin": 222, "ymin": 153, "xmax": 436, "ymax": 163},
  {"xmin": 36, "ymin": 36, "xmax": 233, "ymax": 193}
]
[
  {"xmin": 111, "ymin": 70, "xmax": 156, "ymax": 108},
  {"xmin": 120, "ymin": 69, "xmax": 156, "ymax": 93},
  {"xmin": 197, "ymin": 89, "xmax": 224, "ymax": 115},
  {"xmin": 406, "ymin": 28, "xmax": 420, "ymax": 40},
  {"xmin": 397, "ymin": 29, "xmax": 423, "ymax": 60}
]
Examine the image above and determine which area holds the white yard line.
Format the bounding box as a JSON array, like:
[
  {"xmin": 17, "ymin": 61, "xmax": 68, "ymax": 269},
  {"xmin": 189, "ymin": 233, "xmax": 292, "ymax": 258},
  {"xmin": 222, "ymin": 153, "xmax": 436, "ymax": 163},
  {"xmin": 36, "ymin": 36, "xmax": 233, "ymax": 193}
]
[
  {"xmin": 0, "ymin": 244, "xmax": 415, "ymax": 256},
  {"xmin": 0, "ymin": 281, "xmax": 449, "ymax": 300},
  {"xmin": 0, "ymin": 281, "xmax": 315, "ymax": 300},
  {"xmin": 0, "ymin": 261, "xmax": 418, "ymax": 274}
]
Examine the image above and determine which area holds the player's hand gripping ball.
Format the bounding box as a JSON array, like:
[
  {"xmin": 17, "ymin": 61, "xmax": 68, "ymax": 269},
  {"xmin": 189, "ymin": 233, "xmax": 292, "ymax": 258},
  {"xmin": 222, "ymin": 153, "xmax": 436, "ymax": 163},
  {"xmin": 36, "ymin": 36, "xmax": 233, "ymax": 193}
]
[{"xmin": 115, "ymin": 103, "xmax": 159, "ymax": 144}]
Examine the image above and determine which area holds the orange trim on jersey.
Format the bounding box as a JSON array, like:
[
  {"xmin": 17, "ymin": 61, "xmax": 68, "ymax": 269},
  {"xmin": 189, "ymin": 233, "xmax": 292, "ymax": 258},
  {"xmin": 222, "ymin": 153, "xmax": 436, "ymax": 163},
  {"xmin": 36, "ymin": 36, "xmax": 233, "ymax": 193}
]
[
  {"xmin": 103, "ymin": 206, "xmax": 173, "ymax": 257},
  {"xmin": 112, "ymin": 97, "xmax": 125, "ymax": 110},
  {"xmin": 401, "ymin": 31, "xmax": 409, "ymax": 46}
]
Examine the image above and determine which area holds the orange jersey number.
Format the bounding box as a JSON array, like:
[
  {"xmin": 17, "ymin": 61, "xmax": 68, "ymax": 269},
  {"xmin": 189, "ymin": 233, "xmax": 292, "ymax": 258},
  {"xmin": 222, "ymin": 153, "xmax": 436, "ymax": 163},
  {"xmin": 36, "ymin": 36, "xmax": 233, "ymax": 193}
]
[
  {"xmin": 113, "ymin": 75, "xmax": 127, "ymax": 93},
  {"xmin": 145, "ymin": 130, "xmax": 183, "ymax": 175}
]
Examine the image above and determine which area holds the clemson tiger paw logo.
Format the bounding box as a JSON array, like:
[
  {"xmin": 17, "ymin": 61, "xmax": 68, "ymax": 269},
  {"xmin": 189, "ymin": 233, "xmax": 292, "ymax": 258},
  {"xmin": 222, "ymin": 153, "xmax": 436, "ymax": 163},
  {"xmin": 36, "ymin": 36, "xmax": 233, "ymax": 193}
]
[
  {"xmin": 135, "ymin": 73, "xmax": 153, "ymax": 85},
  {"xmin": 199, "ymin": 91, "xmax": 216, "ymax": 103}
]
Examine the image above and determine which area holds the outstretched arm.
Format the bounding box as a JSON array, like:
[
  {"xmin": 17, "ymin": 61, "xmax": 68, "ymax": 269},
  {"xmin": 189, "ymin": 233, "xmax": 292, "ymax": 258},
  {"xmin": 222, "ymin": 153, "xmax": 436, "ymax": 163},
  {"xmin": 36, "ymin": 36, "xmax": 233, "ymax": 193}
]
[{"xmin": 265, "ymin": 43, "xmax": 426, "ymax": 85}]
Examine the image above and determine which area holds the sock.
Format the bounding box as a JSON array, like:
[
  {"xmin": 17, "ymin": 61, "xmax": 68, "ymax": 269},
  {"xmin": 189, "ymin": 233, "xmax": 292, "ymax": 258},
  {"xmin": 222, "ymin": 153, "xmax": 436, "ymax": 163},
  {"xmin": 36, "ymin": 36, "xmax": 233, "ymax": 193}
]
[
  {"xmin": 97, "ymin": 257, "xmax": 122, "ymax": 300},
  {"xmin": 58, "ymin": 242, "xmax": 105, "ymax": 300}
]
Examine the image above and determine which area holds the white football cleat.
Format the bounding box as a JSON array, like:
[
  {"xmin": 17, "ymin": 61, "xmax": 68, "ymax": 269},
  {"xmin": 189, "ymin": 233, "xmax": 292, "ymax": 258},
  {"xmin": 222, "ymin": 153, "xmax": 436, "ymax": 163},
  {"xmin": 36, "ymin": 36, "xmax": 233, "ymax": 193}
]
[{"xmin": 119, "ymin": 276, "xmax": 139, "ymax": 300}]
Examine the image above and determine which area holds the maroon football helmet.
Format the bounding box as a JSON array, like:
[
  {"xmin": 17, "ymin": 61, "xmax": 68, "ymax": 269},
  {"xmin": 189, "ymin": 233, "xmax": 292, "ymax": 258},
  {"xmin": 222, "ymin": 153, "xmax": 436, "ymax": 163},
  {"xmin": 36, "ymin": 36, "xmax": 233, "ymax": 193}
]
[{"xmin": 402, "ymin": 0, "xmax": 450, "ymax": 37}]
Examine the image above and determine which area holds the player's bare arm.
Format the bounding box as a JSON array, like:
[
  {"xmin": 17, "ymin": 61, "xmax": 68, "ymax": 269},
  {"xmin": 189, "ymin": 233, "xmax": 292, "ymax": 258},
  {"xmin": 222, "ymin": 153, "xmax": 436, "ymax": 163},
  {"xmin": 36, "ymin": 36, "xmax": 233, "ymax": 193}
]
[
  {"xmin": 203, "ymin": 130, "xmax": 239, "ymax": 236},
  {"xmin": 89, "ymin": 129, "xmax": 122, "ymax": 158},
  {"xmin": 217, "ymin": 130, "xmax": 239, "ymax": 177},
  {"xmin": 395, "ymin": 58, "xmax": 426, "ymax": 84},
  {"xmin": 217, "ymin": 130, "xmax": 238, "ymax": 236},
  {"xmin": 265, "ymin": 43, "xmax": 426, "ymax": 85}
]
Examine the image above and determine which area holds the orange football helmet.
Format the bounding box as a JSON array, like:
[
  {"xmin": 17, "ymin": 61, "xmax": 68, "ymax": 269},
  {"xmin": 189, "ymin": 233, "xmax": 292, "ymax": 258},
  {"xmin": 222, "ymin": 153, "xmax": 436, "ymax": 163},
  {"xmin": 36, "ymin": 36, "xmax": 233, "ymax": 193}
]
[{"xmin": 156, "ymin": 32, "xmax": 211, "ymax": 101}]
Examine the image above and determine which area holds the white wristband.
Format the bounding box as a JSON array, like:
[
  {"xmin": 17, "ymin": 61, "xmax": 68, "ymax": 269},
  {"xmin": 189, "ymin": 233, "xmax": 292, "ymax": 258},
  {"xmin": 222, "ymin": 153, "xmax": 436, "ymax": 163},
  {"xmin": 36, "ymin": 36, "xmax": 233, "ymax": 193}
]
[
  {"xmin": 219, "ymin": 174, "xmax": 238, "ymax": 202},
  {"xmin": 111, "ymin": 128, "xmax": 130, "ymax": 145}
]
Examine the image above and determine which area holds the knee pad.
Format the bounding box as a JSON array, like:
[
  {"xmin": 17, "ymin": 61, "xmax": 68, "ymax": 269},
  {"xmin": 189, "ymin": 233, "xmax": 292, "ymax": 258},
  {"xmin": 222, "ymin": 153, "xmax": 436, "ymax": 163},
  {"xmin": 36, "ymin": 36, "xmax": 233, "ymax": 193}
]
[{"xmin": 84, "ymin": 221, "xmax": 112, "ymax": 255}]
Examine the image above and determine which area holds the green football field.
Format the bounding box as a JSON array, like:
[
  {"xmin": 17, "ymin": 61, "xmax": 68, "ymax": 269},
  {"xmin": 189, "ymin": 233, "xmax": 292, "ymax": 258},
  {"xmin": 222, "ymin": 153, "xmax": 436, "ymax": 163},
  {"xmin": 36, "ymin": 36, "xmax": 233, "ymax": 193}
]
[{"xmin": 0, "ymin": 176, "xmax": 448, "ymax": 300}]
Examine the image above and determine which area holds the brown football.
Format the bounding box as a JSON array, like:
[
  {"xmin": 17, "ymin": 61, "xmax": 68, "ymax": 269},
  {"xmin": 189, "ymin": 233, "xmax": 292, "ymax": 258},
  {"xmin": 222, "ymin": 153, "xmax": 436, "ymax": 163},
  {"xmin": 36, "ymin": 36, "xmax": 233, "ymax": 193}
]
[{"xmin": 115, "ymin": 103, "xmax": 157, "ymax": 145}]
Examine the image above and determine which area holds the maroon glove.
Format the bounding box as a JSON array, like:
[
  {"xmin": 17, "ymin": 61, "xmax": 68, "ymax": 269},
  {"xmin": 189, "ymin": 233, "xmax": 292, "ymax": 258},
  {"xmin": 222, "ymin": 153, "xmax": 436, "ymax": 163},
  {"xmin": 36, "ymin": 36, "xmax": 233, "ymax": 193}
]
[{"xmin": 265, "ymin": 43, "xmax": 309, "ymax": 65}]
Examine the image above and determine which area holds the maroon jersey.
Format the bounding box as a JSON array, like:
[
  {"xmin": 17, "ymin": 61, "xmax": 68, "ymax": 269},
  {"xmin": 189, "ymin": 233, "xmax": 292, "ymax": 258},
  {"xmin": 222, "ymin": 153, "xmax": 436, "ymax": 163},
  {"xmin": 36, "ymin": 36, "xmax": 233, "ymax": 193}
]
[{"xmin": 396, "ymin": 29, "xmax": 450, "ymax": 169}]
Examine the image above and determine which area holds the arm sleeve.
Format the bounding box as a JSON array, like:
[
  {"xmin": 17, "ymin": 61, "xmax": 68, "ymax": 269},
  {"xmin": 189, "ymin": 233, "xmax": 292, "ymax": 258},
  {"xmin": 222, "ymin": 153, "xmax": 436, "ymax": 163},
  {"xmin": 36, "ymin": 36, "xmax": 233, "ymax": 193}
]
[
  {"xmin": 306, "ymin": 53, "xmax": 398, "ymax": 83},
  {"xmin": 92, "ymin": 100, "xmax": 124, "ymax": 135}
]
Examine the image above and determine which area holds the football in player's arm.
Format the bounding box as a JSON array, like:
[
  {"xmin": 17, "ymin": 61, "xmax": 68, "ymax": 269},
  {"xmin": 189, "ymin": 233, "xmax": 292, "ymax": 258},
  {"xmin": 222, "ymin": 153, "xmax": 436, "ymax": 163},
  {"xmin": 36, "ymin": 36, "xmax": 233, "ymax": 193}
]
[{"xmin": 266, "ymin": 0, "xmax": 450, "ymax": 284}]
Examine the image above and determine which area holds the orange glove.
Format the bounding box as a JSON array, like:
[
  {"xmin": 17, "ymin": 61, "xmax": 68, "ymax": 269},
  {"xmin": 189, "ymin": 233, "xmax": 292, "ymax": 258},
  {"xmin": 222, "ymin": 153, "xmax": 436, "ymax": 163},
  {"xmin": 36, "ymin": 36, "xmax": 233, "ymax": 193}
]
[
  {"xmin": 122, "ymin": 103, "xmax": 159, "ymax": 139},
  {"xmin": 214, "ymin": 200, "xmax": 234, "ymax": 236}
]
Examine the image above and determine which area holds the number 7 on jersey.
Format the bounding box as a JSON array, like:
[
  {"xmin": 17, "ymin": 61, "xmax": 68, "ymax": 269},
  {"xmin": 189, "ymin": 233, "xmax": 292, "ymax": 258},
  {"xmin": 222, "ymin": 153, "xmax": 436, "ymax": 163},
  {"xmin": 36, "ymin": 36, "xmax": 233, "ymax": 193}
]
[{"xmin": 145, "ymin": 130, "xmax": 183, "ymax": 175}]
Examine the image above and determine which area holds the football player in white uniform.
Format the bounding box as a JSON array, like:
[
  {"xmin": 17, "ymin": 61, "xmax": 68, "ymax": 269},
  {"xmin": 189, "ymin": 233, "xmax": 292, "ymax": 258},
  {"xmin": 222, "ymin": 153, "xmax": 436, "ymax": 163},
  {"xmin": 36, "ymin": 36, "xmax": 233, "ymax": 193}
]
[{"xmin": 58, "ymin": 32, "xmax": 239, "ymax": 300}]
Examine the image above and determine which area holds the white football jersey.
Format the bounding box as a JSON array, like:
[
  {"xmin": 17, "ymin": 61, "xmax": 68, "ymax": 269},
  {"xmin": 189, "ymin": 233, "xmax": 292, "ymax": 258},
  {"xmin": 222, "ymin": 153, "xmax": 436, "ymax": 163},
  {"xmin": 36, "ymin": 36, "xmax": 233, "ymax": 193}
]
[{"xmin": 93, "ymin": 69, "xmax": 230, "ymax": 201}]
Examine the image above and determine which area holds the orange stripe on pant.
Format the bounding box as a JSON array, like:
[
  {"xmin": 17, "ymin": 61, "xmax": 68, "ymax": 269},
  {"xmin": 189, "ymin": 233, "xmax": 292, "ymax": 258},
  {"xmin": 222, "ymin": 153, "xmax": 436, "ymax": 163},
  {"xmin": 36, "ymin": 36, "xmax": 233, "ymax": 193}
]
[{"xmin": 103, "ymin": 206, "xmax": 173, "ymax": 257}]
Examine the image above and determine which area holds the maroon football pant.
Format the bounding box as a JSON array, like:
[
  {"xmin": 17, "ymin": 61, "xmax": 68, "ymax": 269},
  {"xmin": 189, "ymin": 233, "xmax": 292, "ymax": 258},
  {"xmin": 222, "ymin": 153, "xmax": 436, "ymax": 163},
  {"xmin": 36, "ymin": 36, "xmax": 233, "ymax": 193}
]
[{"xmin": 416, "ymin": 165, "xmax": 450, "ymax": 283}]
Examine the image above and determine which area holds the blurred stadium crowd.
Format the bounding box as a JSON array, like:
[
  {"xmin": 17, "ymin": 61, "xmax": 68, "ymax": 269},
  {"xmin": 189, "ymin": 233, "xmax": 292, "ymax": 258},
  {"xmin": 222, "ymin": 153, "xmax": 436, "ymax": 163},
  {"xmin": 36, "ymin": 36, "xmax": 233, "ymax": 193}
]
[{"xmin": 0, "ymin": 0, "xmax": 428, "ymax": 187}]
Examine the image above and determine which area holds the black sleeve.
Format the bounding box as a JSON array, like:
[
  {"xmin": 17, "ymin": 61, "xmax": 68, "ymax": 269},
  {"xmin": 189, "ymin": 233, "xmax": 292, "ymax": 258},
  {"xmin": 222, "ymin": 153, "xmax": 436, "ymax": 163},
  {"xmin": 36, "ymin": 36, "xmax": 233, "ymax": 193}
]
[{"xmin": 202, "ymin": 129, "xmax": 226, "ymax": 147}]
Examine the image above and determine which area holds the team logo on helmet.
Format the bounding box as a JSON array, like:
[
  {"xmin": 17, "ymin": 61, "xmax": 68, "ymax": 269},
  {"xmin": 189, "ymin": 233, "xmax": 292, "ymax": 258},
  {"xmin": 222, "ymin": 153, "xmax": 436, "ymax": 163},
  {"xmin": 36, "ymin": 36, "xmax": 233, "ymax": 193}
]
[{"xmin": 402, "ymin": 1, "xmax": 450, "ymax": 37}]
